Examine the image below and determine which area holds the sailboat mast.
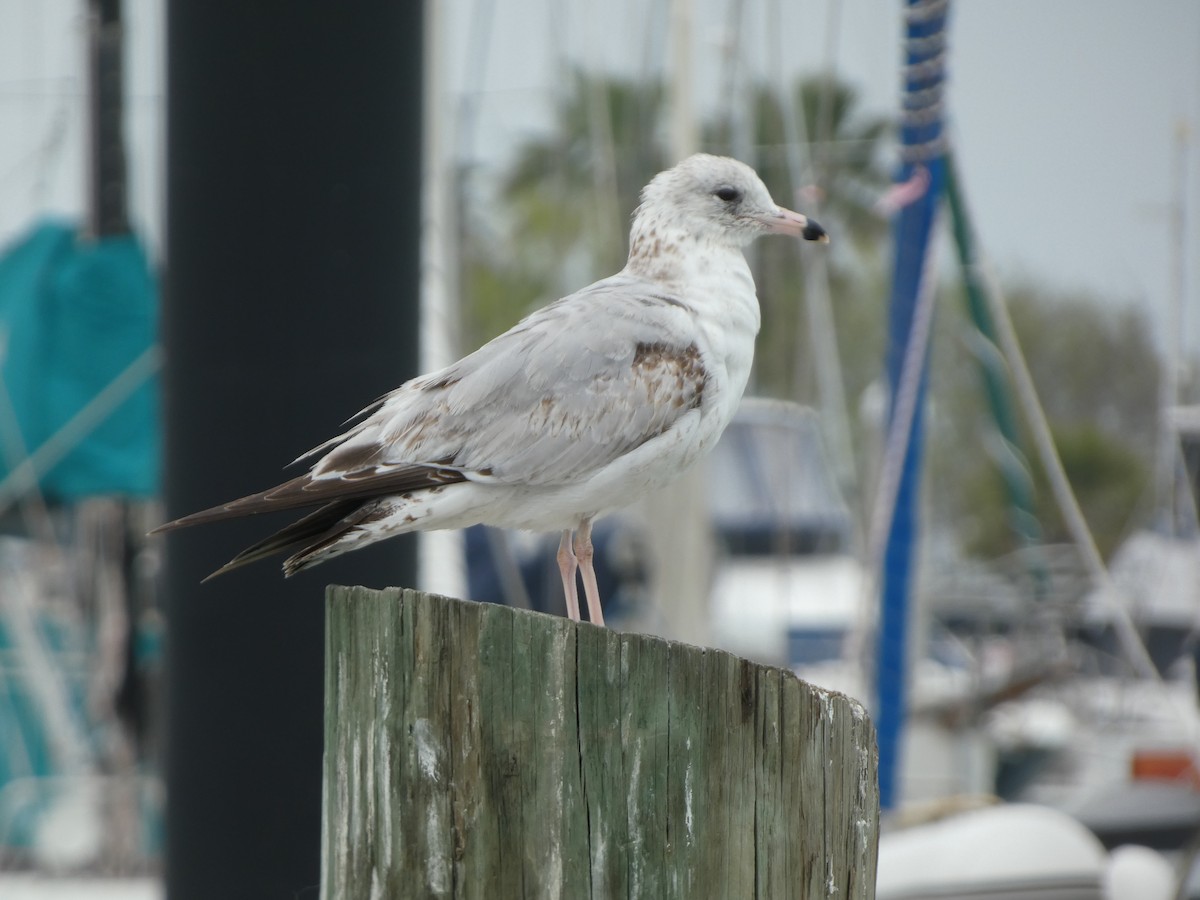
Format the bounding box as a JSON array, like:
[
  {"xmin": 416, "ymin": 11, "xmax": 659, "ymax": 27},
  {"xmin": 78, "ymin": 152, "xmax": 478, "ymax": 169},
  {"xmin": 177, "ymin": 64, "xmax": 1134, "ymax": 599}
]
[
  {"xmin": 875, "ymin": 0, "xmax": 950, "ymax": 811},
  {"xmin": 1157, "ymin": 122, "xmax": 1190, "ymax": 533},
  {"xmin": 87, "ymin": 0, "xmax": 129, "ymax": 238}
]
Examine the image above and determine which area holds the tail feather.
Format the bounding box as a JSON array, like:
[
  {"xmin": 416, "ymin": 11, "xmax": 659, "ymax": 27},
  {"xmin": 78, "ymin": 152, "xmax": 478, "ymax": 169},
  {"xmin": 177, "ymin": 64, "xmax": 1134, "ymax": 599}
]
[{"xmin": 202, "ymin": 499, "xmax": 375, "ymax": 581}]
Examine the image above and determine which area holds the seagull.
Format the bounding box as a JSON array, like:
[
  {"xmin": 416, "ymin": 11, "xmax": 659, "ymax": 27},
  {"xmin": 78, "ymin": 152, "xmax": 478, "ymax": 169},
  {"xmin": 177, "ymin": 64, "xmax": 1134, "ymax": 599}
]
[{"xmin": 155, "ymin": 154, "xmax": 827, "ymax": 626}]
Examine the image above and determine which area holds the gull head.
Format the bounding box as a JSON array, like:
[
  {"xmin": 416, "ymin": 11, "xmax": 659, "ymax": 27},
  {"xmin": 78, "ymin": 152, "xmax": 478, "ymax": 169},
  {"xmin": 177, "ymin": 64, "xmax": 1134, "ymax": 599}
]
[{"xmin": 634, "ymin": 153, "xmax": 828, "ymax": 248}]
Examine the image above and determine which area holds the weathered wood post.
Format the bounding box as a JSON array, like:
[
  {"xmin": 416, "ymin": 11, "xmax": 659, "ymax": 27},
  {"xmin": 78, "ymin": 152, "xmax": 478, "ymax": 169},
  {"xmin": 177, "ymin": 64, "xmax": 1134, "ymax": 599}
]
[{"xmin": 322, "ymin": 586, "xmax": 879, "ymax": 899}]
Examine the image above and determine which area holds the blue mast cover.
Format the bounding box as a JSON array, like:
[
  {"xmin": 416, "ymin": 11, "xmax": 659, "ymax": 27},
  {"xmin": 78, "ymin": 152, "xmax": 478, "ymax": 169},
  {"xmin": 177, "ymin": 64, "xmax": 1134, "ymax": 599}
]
[
  {"xmin": 877, "ymin": 0, "xmax": 949, "ymax": 809},
  {"xmin": 0, "ymin": 219, "xmax": 160, "ymax": 500}
]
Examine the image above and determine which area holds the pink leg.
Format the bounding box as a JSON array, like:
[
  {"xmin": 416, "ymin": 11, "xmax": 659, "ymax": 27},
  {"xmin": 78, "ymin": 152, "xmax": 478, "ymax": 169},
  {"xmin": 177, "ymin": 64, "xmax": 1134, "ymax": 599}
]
[
  {"xmin": 574, "ymin": 519, "xmax": 605, "ymax": 627},
  {"xmin": 556, "ymin": 529, "xmax": 581, "ymax": 621}
]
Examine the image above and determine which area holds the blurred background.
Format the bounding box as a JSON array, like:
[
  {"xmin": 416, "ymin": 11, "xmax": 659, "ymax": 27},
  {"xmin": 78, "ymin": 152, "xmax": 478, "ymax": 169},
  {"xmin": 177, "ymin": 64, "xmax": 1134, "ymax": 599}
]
[{"xmin": 0, "ymin": 0, "xmax": 1198, "ymax": 897}]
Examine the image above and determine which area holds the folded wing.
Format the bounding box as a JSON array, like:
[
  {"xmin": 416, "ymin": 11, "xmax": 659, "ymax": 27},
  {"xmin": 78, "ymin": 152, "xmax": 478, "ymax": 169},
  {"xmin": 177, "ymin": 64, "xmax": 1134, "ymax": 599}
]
[{"xmin": 156, "ymin": 274, "xmax": 708, "ymax": 533}]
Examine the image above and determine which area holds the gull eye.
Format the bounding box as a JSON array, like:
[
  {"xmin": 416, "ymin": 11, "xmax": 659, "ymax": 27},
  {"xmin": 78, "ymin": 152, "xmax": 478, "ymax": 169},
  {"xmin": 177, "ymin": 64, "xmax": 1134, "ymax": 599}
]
[{"xmin": 714, "ymin": 186, "xmax": 742, "ymax": 203}]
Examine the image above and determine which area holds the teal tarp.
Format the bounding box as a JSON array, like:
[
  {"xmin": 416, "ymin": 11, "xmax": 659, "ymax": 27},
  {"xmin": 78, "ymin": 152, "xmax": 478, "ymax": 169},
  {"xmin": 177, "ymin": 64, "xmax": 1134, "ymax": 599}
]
[{"xmin": 0, "ymin": 219, "xmax": 160, "ymax": 499}]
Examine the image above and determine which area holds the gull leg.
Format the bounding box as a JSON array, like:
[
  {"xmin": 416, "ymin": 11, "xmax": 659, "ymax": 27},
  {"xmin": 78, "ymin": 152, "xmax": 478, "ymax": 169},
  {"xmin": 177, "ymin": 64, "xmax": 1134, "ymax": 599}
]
[
  {"xmin": 557, "ymin": 529, "xmax": 581, "ymax": 621},
  {"xmin": 574, "ymin": 518, "xmax": 605, "ymax": 627}
]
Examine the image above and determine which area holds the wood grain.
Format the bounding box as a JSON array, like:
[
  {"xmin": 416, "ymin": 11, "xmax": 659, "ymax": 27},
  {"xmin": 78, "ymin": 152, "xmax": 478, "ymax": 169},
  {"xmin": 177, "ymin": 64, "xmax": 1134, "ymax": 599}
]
[{"xmin": 322, "ymin": 586, "xmax": 878, "ymax": 899}]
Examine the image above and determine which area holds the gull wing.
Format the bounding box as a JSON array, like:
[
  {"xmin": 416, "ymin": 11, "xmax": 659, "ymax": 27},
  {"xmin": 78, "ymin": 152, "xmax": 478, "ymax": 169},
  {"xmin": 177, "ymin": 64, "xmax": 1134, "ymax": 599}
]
[
  {"xmin": 156, "ymin": 274, "xmax": 709, "ymax": 530},
  {"xmin": 360, "ymin": 274, "xmax": 710, "ymax": 485}
]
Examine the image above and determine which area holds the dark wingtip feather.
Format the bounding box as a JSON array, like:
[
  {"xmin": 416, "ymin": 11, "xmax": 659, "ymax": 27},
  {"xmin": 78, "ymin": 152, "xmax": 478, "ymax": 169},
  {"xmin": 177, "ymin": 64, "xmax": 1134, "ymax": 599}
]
[
  {"xmin": 200, "ymin": 560, "xmax": 243, "ymax": 583},
  {"xmin": 151, "ymin": 462, "xmax": 466, "ymax": 540},
  {"xmin": 149, "ymin": 477, "xmax": 312, "ymax": 534},
  {"xmin": 198, "ymin": 499, "xmax": 374, "ymax": 581}
]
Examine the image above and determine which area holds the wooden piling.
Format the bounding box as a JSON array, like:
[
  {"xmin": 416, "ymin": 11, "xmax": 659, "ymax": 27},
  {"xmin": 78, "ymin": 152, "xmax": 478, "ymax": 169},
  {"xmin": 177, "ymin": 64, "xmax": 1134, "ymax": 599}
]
[{"xmin": 322, "ymin": 586, "xmax": 878, "ymax": 899}]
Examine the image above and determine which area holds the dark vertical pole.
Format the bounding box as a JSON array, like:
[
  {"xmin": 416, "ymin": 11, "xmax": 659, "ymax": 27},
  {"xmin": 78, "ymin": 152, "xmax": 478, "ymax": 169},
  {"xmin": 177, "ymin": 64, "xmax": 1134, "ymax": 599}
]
[
  {"xmin": 88, "ymin": 0, "xmax": 129, "ymax": 237},
  {"xmin": 164, "ymin": 4, "xmax": 423, "ymax": 898}
]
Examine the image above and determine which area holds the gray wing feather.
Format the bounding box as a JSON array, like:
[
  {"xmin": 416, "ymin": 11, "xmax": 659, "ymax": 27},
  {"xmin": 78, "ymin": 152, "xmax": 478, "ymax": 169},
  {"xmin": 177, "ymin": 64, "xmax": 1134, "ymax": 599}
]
[{"xmin": 314, "ymin": 274, "xmax": 709, "ymax": 487}]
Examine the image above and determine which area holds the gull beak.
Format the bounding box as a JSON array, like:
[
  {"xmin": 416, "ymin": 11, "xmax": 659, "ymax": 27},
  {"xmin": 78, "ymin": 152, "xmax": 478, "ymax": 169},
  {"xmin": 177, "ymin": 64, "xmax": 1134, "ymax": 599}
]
[{"xmin": 757, "ymin": 207, "xmax": 829, "ymax": 243}]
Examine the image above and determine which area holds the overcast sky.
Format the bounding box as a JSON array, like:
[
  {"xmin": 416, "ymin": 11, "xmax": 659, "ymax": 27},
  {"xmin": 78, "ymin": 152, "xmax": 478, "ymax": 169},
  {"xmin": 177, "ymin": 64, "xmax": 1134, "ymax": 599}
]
[{"xmin": 1, "ymin": 0, "xmax": 1197, "ymax": 355}]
